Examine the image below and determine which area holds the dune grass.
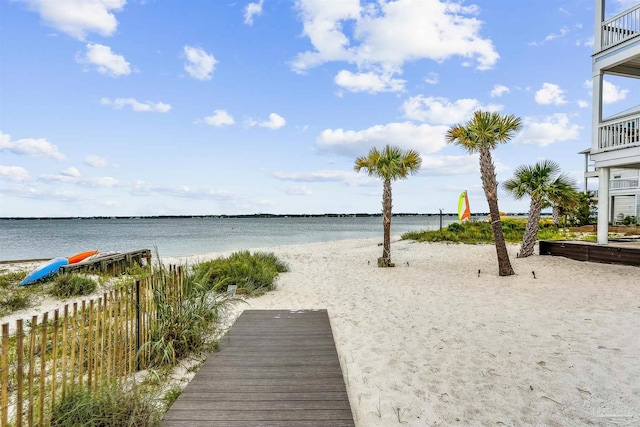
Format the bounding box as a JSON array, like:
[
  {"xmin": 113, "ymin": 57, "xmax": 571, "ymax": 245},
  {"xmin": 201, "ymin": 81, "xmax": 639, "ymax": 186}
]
[{"xmin": 402, "ymin": 218, "xmax": 576, "ymax": 244}]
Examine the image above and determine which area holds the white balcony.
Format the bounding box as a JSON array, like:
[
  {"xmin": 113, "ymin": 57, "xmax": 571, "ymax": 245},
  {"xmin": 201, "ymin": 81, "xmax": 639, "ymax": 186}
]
[
  {"xmin": 601, "ymin": 4, "xmax": 640, "ymax": 50},
  {"xmin": 598, "ymin": 111, "xmax": 640, "ymax": 152},
  {"xmin": 610, "ymin": 176, "xmax": 640, "ymax": 190}
]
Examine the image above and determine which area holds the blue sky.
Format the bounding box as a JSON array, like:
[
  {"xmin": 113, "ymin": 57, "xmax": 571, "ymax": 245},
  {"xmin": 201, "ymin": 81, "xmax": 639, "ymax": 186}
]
[{"xmin": 1, "ymin": 0, "xmax": 639, "ymax": 217}]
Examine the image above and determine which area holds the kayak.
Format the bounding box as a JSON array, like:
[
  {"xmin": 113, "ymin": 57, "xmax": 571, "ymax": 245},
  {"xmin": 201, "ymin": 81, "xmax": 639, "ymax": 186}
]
[
  {"xmin": 20, "ymin": 257, "xmax": 68, "ymax": 286},
  {"xmin": 68, "ymin": 250, "xmax": 100, "ymax": 264}
]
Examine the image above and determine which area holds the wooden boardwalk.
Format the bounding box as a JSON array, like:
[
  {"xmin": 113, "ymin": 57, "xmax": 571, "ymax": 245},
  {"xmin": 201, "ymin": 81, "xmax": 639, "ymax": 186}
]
[
  {"xmin": 540, "ymin": 240, "xmax": 640, "ymax": 267},
  {"xmin": 161, "ymin": 310, "xmax": 355, "ymax": 427}
]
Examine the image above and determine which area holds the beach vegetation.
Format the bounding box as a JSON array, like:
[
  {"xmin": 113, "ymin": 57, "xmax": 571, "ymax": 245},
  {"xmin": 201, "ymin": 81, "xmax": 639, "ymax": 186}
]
[
  {"xmin": 354, "ymin": 144, "xmax": 422, "ymax": 267},
  {"xmin": 0, "ymin": 271, "xmax": 32, "ymax": 315},
  {"xmin": 50, "ymin": 273, "xmax": 97, "ymax": 298},
  {"xmin": 192, "ymin": 250, "xmax": 288, "ymax": 295},
  {"xmin": 446, "ymin": 110, "xmax": 522, "ymax": 276},
  {"xmin": 50, "ymin": 382, "xmax": 159, "ymax": 427},
  {"xmin": 570, "ymin": 191, "xmax": 597, "ymax": 226},
  {"xmin": 503, "ymin": 160, "xmax": 578, "ymax": 257},
  {"xmin": 402, "ymin": 218, "xmax": 573, "ymax": 244}
]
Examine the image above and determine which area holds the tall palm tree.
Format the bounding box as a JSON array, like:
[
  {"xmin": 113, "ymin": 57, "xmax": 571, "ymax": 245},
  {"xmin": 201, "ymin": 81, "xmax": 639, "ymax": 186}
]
[
  {"xmin": 503, "ymin": 160, "xmax": 577, "ymax": 258},
  {"xmin": 446, "ymin": 111, "xmax": 522, "ymax": 276},
  {"xmin": 354, "ymin": 145, "xmax": 421, "ymax": 267}
]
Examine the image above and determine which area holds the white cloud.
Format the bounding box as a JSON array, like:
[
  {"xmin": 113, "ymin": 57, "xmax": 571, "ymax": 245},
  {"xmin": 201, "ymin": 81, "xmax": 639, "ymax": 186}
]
[
  {"xmin": 100, "ymin": 97, "xmax": 171, "ymax": 112},
  {"xmin": 130, "ymin": 180, "xmax": 235, "ymax": 200},
  {"xmin": 317, "ymin": 121, "xmax": 448, "ymax": 157},
  {"xmin": 402, "ymin": 96, "xmax": 502, "ymax": 125},
  {"xmin": 283, "ymin": 185, "xmax": 312, "ymax": 195},
  {"xmin": 202, "ymin": 110, "xmax": 235, "ymax": 127},
  {"xmin": 15, "ymin": 0, "xmax": 125, "ymax": 40},
  {"xmin": 244, "ymin": 0, "xmax": 264, "ymax": 25},
  {"xmin": 577, "ymin": 100, "xmax": 589, "ymax": 108},
  {"xmin": 490, "ymin": 84, "xmax": 509, "ymax": 98},
  {"xmin": 529, "ymin": 26, "xmax": 570, "ymax": 46},
  {"xmin": 0, "ymin": 131, "xmax": 65, "ymax": 160},
  {"xmin": 583, "ymin": 80, "xmax": 629, "ymax": 104},
  {"xmin": 516, "ymin": 114, "xmax": 581, "ymax": 146},
  {"xmin": 84, "ymin": 155, "xmax": 113, "ymax": 168},
  {"xmin": 535, "ymin": 83, "xmax": 567, "ymax": 105},
  {"xmin": 420, "ymin": 155, "xmax": 480, "ymax": 176},
  {"xmin": 251, "ymin": 113, "xmax": 286, "ymax": 129},
  {"xmin": 61, "ymin": 166, "xmax": 81, "ymax": 177},
  {"xmin": 273, "ymin": 169, "xmax": 377, "ymax": 186},
  {"xmin": 77, "ymin": 43, "xmax": 131, "ymax": 77},
  {"xmin": 183, "ymin": 46, "xmax": 217, "ymax": 80},
  {"xmin": 334, "ymin": 70, "xmax": 405, "ymax": 93},
  {"xmin": 292, "ymin": 0, "xmax": 499, "ymax": 82},
  {"xmin": 0, "ymin": 166, "xmax": 31, "ymax": 182},
  {"xmin": 424, "ymin": 72, "xmax": 439, "ymax": 85}
]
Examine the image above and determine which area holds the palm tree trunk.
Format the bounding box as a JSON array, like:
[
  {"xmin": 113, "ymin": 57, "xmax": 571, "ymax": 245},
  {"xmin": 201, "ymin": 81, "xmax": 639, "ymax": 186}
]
[
  {"xmin": 520, "ymin": 197, "xmax": 542, "ymax": 258},
  {"xmin": 479, "ymin": 148, "xmax": 514, "ymax": 276},
  {"xmin": 552, "ymin": 205, "xmax": 560, "ymax": 226},
  {"xmin": 380, "ymin": 178, "xmax": 393, "ymax": 267}
]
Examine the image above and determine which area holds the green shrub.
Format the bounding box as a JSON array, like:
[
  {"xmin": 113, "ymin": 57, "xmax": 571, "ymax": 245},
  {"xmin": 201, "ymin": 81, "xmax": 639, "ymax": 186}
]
[
  {"xmin": 50, "ymin": 382, "xmax": 159, "ymax": 427},
  {"xmin": 193, "ymin": 251, "xmax": 289, "ymax": 295},
  {"xmin": 0, "ymin": 289, "xmax": 31, "ymax": 316},
  {"xmin": 401, "ymin": 218, "xmax": 560, "ymax": 244},
  {"xmin": 51, "ymin": 274, "xmax": 97, "ymax": 298},
  {"xmin": 0, "ymin": 271, "xmax": 27, "ymax": 288}
]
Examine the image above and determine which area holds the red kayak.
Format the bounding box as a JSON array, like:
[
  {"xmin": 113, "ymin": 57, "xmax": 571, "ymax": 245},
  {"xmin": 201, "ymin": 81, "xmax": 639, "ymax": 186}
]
[{"xmin": 67, "ymin": 250, "xmax": 99, "ymax": 264}]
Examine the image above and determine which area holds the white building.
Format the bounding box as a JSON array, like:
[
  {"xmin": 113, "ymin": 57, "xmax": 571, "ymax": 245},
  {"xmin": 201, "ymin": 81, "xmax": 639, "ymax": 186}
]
[{"xmin": 589, "ymin": 1, "xmax": 640, "ymax": 243}]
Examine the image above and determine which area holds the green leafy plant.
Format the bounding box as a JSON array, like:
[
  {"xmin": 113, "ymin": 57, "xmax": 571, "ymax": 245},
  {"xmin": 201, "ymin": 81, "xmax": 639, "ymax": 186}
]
[
  {"xmin": 50, "ymin": 382, "xmax": 159, "ymax": 427},
  {"xmin": 193, "ymin": 250, "xmax": 288, "ymax": 296},
  {"xmin": 50, "ymin": 274, "xmax": 97, "ymax": 298}
]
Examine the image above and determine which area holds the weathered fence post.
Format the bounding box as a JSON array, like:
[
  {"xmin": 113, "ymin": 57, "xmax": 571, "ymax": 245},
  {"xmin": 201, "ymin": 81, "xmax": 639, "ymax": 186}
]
[{"xmin": 136, "ymin": 279, "xmax": 141, "ymax": 371}]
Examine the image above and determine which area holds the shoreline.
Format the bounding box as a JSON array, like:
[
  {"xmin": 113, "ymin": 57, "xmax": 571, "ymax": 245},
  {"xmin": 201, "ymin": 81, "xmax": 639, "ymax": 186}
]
[{"xmin": 2, "ymin": 238, "xmax": 639, "ymax": 425}]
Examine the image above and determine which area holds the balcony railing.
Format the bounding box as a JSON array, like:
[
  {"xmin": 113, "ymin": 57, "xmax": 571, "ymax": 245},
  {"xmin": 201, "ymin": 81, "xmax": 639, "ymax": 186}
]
[
  {"xmin": 610, "ymin": 176, "xmax": 640, "ymax": 190},
  {"xmin": 598, "ymin": 111, "xmax": 640, "ymax": 152},
  {"xmin": 601, "ymin": 4, "xmax": 640, "ymax": 49}
]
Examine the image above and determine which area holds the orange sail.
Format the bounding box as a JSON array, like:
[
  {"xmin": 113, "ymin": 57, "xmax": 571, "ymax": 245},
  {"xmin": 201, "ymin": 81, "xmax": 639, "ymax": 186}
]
[{"xmin": 458, "ymin": 191, "xmax": 471, "ymax": 222}]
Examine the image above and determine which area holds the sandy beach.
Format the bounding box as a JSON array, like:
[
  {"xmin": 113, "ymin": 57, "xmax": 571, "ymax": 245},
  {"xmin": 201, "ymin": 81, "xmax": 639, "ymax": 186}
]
[
  {"xmin": 4, "ymin": 238, "xmax": 640, "ymax": 425},
  {"xmin": 177, "ymin": 237, "xmax": 640, "ymax": 426}
]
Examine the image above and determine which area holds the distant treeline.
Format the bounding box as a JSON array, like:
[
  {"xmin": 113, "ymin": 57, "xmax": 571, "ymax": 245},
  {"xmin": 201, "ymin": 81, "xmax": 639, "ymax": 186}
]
[{"xmin": 0, "ymin": 213, "xmax": 529, "ymax": 220}]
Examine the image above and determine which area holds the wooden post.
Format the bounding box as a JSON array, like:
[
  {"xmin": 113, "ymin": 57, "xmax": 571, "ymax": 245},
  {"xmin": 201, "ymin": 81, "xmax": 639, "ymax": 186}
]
[
  {"xmin": 78, "ymin": 302, "xmax": 85, "ymax": 387},
  {"xmin": 28, "ymin": 315, "xmax": 36, "ymax": 426},
  {"xmin": 1, "ymin": 323, "xmax": 8, "ymax": 427},
  {"xmin": 38, "ymin": 312, "xmax": 48, "ymax": 427},
  {"xmin": 16, "ymin": 320, "xmax": 24, "ymax": 427},
  {"xmin": 70, "ymin": 303, "xmax": 77, "ymax": 389},
  {"xmin": 61, "ymin": 305, "xmax": 68, "ymax": 399},
  {"xmin": 51, "ymin": 310, "xmax": 59, "ymax": 410},
  {"xmin": 136, "ymin": 279, "xmax": 141, "ymax": 371}
]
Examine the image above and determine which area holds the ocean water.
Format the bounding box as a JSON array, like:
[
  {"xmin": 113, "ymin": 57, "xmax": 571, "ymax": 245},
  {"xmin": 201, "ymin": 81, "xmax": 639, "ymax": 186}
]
[{"xmin": 0, "ymin": 215, "xmax": 460, "ymax": 261}]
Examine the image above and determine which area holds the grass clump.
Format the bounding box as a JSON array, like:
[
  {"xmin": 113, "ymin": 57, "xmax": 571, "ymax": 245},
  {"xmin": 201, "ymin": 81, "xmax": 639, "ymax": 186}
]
[
  {"xmin": 193, "ymin": 251, "xmax": 289, "ymax": 296},
  {"xmin": 402, "ymin": 218, "xmax": 566, "ymax": 244},
  {"xmin": 51, "ymin": 382, "xmax": 159, "ymax": 427},
  {"xmin": 0, "ymin": 271, "xmax": 31, "ymax": 315},
  {"xmin": 50, "ymin": 273, "xmax": 97, "ymax": 298}
]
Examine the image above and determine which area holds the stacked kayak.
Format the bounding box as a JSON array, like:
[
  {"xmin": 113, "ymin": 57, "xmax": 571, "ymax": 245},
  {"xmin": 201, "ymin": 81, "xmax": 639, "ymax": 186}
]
[{"xmin": 20, "ymin": 250, "xmax": 100, "ymax": 286}]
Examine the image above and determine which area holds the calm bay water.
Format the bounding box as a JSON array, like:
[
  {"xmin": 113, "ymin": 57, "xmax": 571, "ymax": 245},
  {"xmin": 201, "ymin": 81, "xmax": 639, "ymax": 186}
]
[{"xmin": 0, "ymin": 215, "xmax": 460, "ymax": 261}]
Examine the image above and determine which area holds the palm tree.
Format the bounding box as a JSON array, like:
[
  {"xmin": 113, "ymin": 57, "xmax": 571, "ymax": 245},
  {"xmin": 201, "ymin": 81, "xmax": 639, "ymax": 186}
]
[
  {"xmin": 503, "ymin": 160, "xmax": 577, "ymax": 258},
  {"xmin": 547, "ymin": 180, "xmax": 580, "ymax": 227},
  {"xmin": 446, "ymin": 110, "xmax": 522, "ymax": 276},
  {"xmin": 354, "ymin": 145, "xmax": 422, "ymax": 267}
]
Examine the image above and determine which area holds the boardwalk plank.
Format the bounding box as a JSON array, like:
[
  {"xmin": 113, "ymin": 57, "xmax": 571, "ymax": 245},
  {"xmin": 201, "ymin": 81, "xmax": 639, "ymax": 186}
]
[{"xmin": 161, "ymin": 310, "xmax": 354, "ymax": 427}]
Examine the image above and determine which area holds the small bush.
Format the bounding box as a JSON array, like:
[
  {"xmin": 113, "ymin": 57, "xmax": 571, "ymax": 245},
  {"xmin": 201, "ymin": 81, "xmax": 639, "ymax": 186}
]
[
  {"xmin": 50, "ymin": 382, "xmax": 159, "ymax": 427},
  {"xmin": 0, "ymin": 271, "xmax": 27, "ymax": 288},
  {"xmin": 193, "ymin": 251, "xmax": 289, "ymax": 295},
  {"xmin": 51, "ymin": 274, "xmax": 97, "ymax": 298},
  {"xmin": 0, "ymin": 289, "xmax": 31, "ymax": 316}
]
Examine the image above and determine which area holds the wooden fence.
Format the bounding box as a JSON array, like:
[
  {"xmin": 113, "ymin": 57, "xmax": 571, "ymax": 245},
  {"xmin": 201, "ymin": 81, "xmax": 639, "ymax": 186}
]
[{"xmin": 0, "ymin": 266, "xmax": 183, "ymax": 427}]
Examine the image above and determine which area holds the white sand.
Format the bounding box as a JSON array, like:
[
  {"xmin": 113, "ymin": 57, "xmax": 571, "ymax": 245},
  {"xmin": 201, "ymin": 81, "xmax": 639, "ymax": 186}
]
[
  {"xmin": 176, "ymin": 237, "xmax": 640, "ymax": 426},
  {"xmin": 4, "ymin": 238, "xmax": 639, "ymax": 425}
]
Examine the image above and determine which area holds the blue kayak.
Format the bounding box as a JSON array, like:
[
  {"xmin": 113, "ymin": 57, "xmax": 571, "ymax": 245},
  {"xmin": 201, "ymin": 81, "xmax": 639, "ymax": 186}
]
[{"xmin": 20, "ymin": 257, "xmax": 68, "ymax": 286}]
